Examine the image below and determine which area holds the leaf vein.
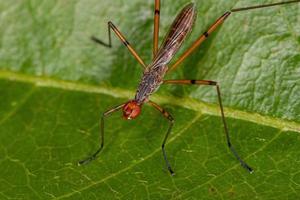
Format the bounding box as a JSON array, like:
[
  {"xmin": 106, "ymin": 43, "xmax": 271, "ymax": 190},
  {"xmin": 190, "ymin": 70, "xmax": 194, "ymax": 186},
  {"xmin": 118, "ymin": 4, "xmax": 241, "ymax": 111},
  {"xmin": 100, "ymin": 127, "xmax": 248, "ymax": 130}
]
[
  {"xmin": 53, "ymin": 114, "xmax": 203, "ymax": 199},
  {"xmin": 0, "ymin": 70, "xmax": 299, "ymax": 133},
  {"xmin": 179, "ymin": 129, "xmax": 283, "ymax": 197}
]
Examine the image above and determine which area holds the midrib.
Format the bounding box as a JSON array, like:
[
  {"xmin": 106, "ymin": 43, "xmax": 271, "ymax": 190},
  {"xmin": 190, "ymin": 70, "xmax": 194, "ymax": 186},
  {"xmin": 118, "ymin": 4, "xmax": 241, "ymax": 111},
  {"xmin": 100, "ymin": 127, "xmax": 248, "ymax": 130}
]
[{"xmin": 0, "ymin": 69, "xmax": 299, "ymax": 133}]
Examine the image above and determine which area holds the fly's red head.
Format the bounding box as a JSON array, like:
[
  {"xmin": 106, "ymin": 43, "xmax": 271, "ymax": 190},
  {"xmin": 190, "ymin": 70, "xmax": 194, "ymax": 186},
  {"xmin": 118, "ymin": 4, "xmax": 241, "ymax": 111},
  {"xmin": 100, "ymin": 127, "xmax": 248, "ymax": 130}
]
[{"xmin": 122, "ymin": 100, "xmax": 141, "ymax": 120}]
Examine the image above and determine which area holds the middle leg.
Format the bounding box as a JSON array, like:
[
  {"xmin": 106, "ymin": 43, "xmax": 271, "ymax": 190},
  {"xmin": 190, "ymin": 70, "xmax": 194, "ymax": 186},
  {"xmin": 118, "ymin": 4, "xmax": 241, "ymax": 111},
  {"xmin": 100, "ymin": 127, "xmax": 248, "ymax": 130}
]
[{"xmin": 148, "ymin": 100, "xmax": 175, "ymax": 176}]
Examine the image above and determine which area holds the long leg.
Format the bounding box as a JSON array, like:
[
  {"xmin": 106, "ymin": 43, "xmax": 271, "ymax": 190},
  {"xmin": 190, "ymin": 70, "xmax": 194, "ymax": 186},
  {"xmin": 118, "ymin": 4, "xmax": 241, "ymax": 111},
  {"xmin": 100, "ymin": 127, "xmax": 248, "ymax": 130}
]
[
  {"xmin": 148, "ymin": 100, "xmax": 175, "ymax": 176},
  {"xmin": 163, "ymin": 79, "xmax": 253, "ymax": 173},
  {"xmin": 167, "ymin": 12, "xmax": 230, "ymax": 72},
  {"xmin": 78, "ymin": 103, "xmax": 125, "ymax": 165},
  {"xmin": 92, "ymin": 21, "xmax": 146, "ymax": 68},
  {"xmin": 153, "ymin": 0, "xmax": 160, "ymax": 58},
  {"xmin": 168, "ymin": 0, "xmax": 300, "ymax": 72}
]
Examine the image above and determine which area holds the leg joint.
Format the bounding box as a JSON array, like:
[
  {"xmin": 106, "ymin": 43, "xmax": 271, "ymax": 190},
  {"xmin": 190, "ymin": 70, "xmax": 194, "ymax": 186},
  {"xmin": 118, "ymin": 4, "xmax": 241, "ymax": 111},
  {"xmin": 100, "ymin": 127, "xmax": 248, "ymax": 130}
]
[
  {"xmin": 203, "ymin": 31, "xmax": 209, "ymax": 38},
  {"xmin": 123, "ymin": 40, "xmax": 130, "ymax": 46},
  {"xmin": 108, "ymin": 21, "xmax": 114, "ymax": 26},
  {"xmin": 166, "ymin": 114, "xmax": 174, "ymax": 122},
  {"xmin": 222, "ymin": 11, "xmax": 231, "ymax": 19},
  {"xmin": 210, "ymin": 81, "xmax": 218, "ymax": 85}
]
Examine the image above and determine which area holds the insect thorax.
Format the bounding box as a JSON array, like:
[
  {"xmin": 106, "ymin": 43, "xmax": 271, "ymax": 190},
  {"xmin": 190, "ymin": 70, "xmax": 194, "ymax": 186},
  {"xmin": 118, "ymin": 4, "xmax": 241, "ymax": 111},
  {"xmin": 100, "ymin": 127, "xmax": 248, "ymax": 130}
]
[{"xmin": 135, "ymin": 65, "xmax": 167, "ymax": 104}]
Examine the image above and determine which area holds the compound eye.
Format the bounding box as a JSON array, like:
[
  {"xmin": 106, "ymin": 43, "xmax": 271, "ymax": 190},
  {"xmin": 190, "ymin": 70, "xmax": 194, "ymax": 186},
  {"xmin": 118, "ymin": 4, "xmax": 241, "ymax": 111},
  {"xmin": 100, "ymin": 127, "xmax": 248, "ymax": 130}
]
[{"xmin": 122, "ymin": 101, "xmax": 141, "ymax": 120}]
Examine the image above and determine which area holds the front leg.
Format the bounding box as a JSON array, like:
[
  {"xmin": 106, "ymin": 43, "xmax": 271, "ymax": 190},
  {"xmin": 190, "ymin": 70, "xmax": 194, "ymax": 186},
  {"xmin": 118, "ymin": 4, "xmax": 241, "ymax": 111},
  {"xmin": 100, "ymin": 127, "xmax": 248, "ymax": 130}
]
[
  {"xmin": 148, "ymin": 100, "xmax": 175, "ymax": 176},
  {"xmin": 78, "ymin": 103, "xmax": 125, "ymax": 165},
  {"xmin": 163, "ymin": 79, "xmax": 253, "ymax": 173}
]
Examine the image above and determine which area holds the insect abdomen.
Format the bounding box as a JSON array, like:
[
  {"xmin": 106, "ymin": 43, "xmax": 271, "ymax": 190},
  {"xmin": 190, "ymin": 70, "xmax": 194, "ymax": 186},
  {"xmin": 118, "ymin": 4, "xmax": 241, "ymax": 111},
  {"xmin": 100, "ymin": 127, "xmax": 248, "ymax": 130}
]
[{"xmin": 153, "ymin": 3, "xmax": 197, "ymax": 66}]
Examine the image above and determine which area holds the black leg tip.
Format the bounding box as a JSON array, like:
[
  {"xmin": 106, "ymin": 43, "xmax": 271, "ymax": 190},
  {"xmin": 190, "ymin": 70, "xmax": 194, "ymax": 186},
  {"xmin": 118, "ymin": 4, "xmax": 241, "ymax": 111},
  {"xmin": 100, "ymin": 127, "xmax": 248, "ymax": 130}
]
[
  {"xmin": 90, "ymin": 36, "xmax": 99, "ymax": 43},
  {"xmin": 90, "ymin": 36, "xmax": 111, "ymax": 48},
  {"xmin": 248, "ymin": 167, "xmax": 254, "ymax": 174},
  {"xmin": 243, "ymin": 164, "xmax": 254, "ymax": 174},
  {"xmin": 78, "ymin": 156, "xmax": 95, "ymax": 166},
  {"xmin": 168, "ymin": 167, "xmax": 175, "ymax": 176},
  {"xmin": 78, "ymin": 159, "xmax": 88, "ymax": 166}
]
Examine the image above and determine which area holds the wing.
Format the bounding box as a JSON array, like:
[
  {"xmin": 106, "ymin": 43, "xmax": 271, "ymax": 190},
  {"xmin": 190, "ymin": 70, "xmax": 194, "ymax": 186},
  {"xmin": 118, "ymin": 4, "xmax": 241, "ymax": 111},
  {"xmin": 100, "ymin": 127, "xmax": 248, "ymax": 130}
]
[{"xmin": 151, "ymin": 3, "xmax": 197, "ymax": 69}]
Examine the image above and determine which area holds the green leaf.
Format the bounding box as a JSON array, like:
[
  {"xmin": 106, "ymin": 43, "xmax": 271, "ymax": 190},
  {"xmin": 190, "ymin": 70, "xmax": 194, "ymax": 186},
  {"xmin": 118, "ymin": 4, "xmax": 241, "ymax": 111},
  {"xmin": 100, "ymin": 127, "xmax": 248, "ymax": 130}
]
[{"xmin": 0, "ymin": 0, "xmax": 300, "ymax": 199}]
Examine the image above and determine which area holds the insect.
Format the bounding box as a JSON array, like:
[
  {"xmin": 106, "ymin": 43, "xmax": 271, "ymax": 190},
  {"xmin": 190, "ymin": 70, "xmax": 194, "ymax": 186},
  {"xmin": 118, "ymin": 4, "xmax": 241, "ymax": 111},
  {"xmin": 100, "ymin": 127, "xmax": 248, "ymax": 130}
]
[{"xmin": 79, "ymin": 0, "xmax": 300, "ymax": 175}]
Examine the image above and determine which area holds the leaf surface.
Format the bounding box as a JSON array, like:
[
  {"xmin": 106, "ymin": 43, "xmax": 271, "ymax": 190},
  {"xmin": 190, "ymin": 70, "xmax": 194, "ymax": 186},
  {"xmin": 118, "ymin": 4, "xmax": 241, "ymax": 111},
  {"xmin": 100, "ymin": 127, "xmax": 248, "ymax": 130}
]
[{"xmin": 0, "ymin": 0, "xmax": 300, "ymax": 199}]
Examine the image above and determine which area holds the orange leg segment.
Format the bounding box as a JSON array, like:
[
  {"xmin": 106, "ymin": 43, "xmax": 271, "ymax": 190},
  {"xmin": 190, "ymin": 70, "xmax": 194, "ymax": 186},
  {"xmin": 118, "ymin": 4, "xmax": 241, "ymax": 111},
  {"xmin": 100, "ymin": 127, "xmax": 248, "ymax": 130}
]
[
  {"xmin": 92, "ymin": 21, "xmax": 146, "ymax": 68},
  {"xmin": 153, "ymin": 0, "xmax": 161, "ymax": 58}
]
